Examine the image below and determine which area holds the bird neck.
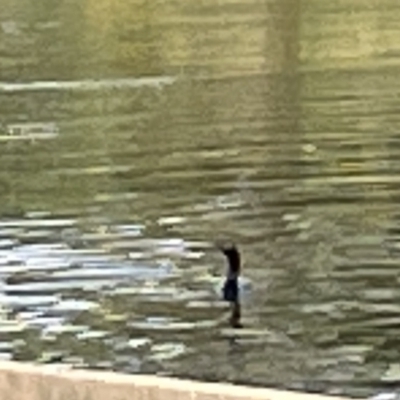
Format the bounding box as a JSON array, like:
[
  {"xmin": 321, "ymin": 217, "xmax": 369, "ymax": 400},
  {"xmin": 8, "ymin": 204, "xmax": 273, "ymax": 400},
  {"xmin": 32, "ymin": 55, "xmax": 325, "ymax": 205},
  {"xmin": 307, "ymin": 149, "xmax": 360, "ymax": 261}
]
[{"xmin": 223, "ymin": 247, "xmax": 241, "ymax": 276}]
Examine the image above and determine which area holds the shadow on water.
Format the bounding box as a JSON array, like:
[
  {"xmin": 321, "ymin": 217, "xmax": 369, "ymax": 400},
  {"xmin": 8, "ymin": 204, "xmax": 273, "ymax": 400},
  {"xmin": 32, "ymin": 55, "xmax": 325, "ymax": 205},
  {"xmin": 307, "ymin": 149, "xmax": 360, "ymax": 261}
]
[{"xmin": 2, "ymin": 0, "xmax": 400, "ymax": 397}]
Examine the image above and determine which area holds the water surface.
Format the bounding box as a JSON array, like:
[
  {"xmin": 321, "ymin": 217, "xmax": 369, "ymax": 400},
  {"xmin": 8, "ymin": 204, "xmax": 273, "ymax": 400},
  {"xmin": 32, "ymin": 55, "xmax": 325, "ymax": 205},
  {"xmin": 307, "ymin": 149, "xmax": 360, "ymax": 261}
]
[{"xmin": 1, "ymin": 0, "xmax": 400, "ymax": 397}]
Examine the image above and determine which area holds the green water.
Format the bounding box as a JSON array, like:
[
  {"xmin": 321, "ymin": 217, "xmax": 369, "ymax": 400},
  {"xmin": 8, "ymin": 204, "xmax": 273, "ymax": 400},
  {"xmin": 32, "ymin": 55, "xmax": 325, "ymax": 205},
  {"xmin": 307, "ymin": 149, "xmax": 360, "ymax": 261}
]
[{"xmin": 1, "ymin": 0, "xmax": 400, "ymax": 396}]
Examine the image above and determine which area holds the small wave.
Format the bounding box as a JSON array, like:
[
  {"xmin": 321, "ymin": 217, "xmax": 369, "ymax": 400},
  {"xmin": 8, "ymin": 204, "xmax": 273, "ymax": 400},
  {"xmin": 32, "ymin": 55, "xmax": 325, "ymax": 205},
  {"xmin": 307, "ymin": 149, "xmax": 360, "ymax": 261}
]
[{"xmin": 0, "ymin": 76, "xmax": 177, "ymax": 93}]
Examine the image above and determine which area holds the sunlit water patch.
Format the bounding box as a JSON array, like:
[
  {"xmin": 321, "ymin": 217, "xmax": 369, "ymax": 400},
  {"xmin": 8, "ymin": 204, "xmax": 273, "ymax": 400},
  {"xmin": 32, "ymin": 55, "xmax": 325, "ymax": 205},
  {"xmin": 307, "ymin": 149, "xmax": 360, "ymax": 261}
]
[
  {"xmin": 0, "ymin": 215, "xmax": 222, "ymax": 373},
  {"xmin": 0, "ymin": 76, "xmax": 176, "ymax": 93}
]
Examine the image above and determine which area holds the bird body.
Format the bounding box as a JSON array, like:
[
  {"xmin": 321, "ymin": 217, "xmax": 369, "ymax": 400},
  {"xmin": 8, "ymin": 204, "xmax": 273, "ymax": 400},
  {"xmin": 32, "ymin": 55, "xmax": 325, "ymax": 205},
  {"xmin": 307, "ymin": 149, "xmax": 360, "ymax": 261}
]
[{"xmin": 222, "ymin": 277, "xmax": 238, "ymax": 303}]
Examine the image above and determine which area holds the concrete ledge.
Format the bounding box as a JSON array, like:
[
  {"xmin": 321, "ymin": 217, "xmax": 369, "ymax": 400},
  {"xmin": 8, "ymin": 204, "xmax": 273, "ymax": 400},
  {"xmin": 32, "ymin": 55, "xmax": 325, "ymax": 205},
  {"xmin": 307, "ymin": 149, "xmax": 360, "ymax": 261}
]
[{"xmin": 0, "ymin": 361, "xmax": 352, "ymax": 400}]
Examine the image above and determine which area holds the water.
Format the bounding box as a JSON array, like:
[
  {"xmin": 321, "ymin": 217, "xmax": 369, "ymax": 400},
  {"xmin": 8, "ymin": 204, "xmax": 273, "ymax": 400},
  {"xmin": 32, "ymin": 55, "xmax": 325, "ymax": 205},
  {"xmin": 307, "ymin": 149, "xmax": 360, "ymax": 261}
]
[{"xmin": 1, "ymin": 0, "xmax": 400, "ymax": 397}]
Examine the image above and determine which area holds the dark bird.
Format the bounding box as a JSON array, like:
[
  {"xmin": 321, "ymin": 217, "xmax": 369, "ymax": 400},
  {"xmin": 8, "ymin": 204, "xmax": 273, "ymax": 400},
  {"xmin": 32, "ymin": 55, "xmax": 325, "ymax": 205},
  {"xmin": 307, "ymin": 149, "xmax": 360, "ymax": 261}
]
[{"xmin": 218, "ymin": 243, "xmax": 246, "ymax": 328}]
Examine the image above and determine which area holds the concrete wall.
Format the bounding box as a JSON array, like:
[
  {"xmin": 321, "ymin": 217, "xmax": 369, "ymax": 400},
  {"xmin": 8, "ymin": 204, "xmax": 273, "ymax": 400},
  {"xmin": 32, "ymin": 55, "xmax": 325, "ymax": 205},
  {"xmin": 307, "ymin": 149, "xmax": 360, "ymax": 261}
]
[{"xmin": 0, "ymin": 361, "xmax": 352, "ymax": 400}]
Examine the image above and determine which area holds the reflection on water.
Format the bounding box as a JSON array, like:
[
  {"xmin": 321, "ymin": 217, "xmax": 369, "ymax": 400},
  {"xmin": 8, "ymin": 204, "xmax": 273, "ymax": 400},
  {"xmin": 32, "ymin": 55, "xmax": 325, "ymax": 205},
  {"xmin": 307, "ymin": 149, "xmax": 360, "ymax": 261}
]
[{"xmin": 2, "ymin": 0, "xmax": 400, "ymax": 397}]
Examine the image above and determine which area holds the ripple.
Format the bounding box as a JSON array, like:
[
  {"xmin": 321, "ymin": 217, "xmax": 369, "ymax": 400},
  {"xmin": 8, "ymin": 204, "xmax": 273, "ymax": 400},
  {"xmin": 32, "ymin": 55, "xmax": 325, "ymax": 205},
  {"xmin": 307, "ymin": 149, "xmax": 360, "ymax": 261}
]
[
  {"xmin": 0, "ymin": 294, "xmax": 59, "ymax": 308},
  {"xmin": 130, "ymin": 318, "xmax": 217, "ymax": 332},
  {"xmin": 148, "ymin": 343, "xmax": 188, "ymax": 361},
  {"xmin": 0, "ymin": 76, "xmax": 176, "ymax": 93},
  {"xmin": 4, "ymin": 280, "xmax": 117, "ymax": 293},
  {"xmin": 126, "ymin": 338, "xmax": 152, "ymax": 349},
  {"xmin": 76, "ymin": 330, "xmax": 109, "ymax": 340},
  {"xmin": 2, "ymin": 122, "xmax": 59, "ymax": 141},
  {"xmin": 42, "ymin": 324, "xmax": 89, "ymax": 335},
  {"xmin": 0, "ymin": 220, "xmax": 76, "ymax": 229},
  {"xmin": 22, "ymin": 316, "xmax": 66, "ymax": 329}
]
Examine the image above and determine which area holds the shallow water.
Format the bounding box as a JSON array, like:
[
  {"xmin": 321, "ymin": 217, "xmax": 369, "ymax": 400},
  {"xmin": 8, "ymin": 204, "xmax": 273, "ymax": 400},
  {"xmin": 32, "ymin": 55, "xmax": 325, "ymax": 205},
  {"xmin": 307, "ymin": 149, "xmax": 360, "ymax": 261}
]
[{"xmin": 1, "ymin": 0, "xmax": 400, "ymax": 397}]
